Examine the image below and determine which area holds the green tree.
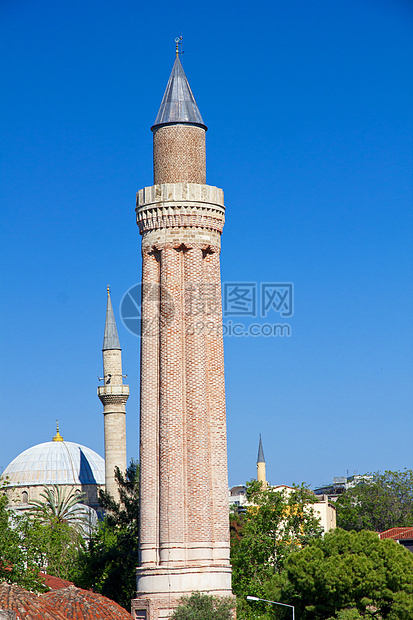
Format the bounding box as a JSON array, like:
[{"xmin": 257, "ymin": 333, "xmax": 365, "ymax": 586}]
[
  {"xmin": 38, "ymin": 520, "xmax": 85, "ymax": 580},
  {"xmin": 336, "ymin": 469, "xmax": 413, "ymax": 532},
  {"xmin": 0, "ymin": 482, "xmax": 46, "ymax": 591},
  {"xmin": 26, "ymin": 484, "xmax": 87, "ymax": 580},
  {"xmin": 29, "ymin": 484, "xmax": 87, "ymax": 530},
  {"xmin": 74, "ymin": 460, "xmax": 139, "ymax": 610},
  {"xmin": 282, "ymin": 528, "xmax": 413, "ymax": 619},
  {"xmin": 231, "ymin": 480, "xmax": 322, "ymax": 603},
  {"xmin": 0, "ymin": 480, "xmax": 83, "ymax": 587},
  {"xmin": 97, "ymin": 460, "xmax": 139, "ymax": 530},
  {"xmin": 170, "ymin": 592, "xmax": 235, "ymax": 620},
  {"xmin": 328, "ymin": 611, "xmax": 363, "ymax": 620}
]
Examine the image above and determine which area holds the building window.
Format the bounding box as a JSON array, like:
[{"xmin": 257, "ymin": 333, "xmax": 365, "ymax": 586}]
[{"xmin": 22, "ymin": 491, "xmax": 28, "ymax": 504}]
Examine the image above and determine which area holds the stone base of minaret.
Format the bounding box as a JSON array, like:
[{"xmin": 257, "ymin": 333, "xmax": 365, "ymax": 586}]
[{"xmin": 131, "ymin": 566, "xmax": 233, "ymax": 620}]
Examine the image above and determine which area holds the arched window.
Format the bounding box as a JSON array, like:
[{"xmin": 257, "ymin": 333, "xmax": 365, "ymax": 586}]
[{"xmin": 22, "ymin": 491, "xmax": 28, "ymax": 504}]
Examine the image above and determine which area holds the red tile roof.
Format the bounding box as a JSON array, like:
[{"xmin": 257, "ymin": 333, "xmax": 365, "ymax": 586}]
[
  {"xmin": 380, "ymin": 527, "xmax": 413, "ymax": 540},
  {"xmin": 2, "ymin": 566, "xmax": 73, "ymax": 592},
  {"xmin": 42, "ymin": 586, "xmax": 134, "ymax": 620},
  {"xmin": 39, "ymin": 572, "xmax": 74, "ymax": 590},
  {"xmin": 0, "ymin": 581, "xmax": 68, "ymax": 620}
]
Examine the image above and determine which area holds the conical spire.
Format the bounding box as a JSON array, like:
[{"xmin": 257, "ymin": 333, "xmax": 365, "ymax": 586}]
[
  {"xmin": 152, "ymin": 56, "xmax": 206, "ymax": 130},
  {"xmin": 257, "ymin": 434, "xmax": 265, "ymax": 464},
  {"xmin": 103, "ymin": 286, "xmax": 121, "ymax": 351}
]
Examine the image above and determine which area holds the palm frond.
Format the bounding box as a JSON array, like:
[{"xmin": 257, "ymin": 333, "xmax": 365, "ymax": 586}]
[{"xmin": 28, "ymin": 485, "xmax": 87, "ymax": 528}]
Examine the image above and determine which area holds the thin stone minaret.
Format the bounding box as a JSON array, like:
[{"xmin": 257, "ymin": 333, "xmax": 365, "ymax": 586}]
[
  {"xmin": 132, "ymin": 46, "xmax": 232, "ymax": 620},
  {"xmin": 257, "ymin": 434, "xmax": 267, "ymax": 489},
  {"xmin": 98, "ymin": 286, "xmax": 129, "ymax": 499}
]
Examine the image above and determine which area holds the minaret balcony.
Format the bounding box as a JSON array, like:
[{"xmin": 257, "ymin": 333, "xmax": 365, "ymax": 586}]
[
  {"xmin": 136, "ymin": 183, "xmax": 225, "ymax": 242},
  {"xmin": 98, "ymin": 384, "xmax": 129, "ymax": 396},
  {"xmin": 97, "ymin": 384, "xmax": 130, "ymax": 407}
]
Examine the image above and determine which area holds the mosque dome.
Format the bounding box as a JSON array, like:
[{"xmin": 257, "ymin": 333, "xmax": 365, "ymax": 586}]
[{"xmin": 3, "ymin": 433, "xmax": 105, "ymax": 487}]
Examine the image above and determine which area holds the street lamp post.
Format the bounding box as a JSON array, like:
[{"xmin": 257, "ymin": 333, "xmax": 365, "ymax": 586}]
[{"xmin": 246, "ymin": 595, "xmax": 295, "ymax": 620}]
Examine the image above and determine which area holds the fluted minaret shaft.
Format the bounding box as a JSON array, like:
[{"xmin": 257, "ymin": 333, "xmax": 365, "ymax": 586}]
[
  {"xmin": 98, "ymin": 288, "xmax": 129, "ymax": 500},
  {"xmin": 133, "ymin": 53, "xmax": 232, "ymax": 620}
]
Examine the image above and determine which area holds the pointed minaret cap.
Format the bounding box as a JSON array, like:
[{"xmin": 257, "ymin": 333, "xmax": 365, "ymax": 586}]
[
  {"xmin": 103, "ymin": 286, "xmax": 121, "ymax": 351},
  {"xmin": 152, "ymin": 55, "xmax": 207, "ymax": 131},
  {"xmin": 257, "ymin": 434, "xmax": 265, "ymax": 464}
]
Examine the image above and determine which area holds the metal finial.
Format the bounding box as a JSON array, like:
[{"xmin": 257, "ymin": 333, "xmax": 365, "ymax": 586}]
[
  {"xmin": 107, "ymin": 285, "xmax": 110, "ymax": 295},
  {"xmin": 175, "ymin": 36, "xmax": 183, "ymax": 57},
  {"xmin": 53, "ymin": 419, "xmax": 63, "ymax": 442}
]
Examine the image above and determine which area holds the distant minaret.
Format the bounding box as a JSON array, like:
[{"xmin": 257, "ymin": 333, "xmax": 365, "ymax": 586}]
[
  {"xmin": 257, "ymin": 434, "xmax": 267, "ymax": 488},
  {"xmin": 98, "ymin": 286, "xmax": 129, "ymax": 499}
]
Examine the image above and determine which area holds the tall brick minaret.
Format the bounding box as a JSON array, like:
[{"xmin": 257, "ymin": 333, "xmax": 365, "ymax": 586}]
[
  {"xmin": 132, "ymin": 45, "xmax": 232, "ymax": 620},
  {"xmin": 98, "ymin": 286, "xmax": 129, "ymax": 499}
]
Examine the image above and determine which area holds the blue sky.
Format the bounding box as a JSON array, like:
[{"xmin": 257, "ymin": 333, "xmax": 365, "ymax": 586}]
[{"xmin": 1, "ymin": 0, "xmax": 412, "ymax": 489}]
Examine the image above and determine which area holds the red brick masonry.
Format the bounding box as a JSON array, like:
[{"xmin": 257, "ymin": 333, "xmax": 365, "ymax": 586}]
[{"xmin": 133, "ymin": 121, "xmax": 233, "ymax": 619}]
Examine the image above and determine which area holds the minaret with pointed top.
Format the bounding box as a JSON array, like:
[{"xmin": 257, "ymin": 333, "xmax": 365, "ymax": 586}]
[
  {"xmin": 133, "ymin": 44, "xmax": 231, "ymax": 620},
  {"xmin": 152, "ymin": 49, "xmax": 207, "ymax": 186},
  {"xmin": 257, "ymin": 435, "xmax": 267, "ymax": 488},
  {"xmin": 98, "ymin": 287, "xmax": 129, "ymax": 500}
]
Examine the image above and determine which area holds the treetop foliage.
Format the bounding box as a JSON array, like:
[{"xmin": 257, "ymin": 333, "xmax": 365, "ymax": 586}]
[
  {"xmin": 73, "ymin": 460, "xmax": 139, "ymax": 610},
  {"xmin": 97, "ymin": 460, "xmax": 139, "ymax": 531},
  {"xmin": 283, "ymin": 528, "xmax": 413, "ymax": 619},
  {"xmin": 0, "ymin": 480, "xmax": 84, "ymax": 589},
  {"xmin": 28, "ymin": 484, "xmax": 87, "ymax": 530},
  {"xmin": 170, "ymin": 592, "xmax": 235, "ymax": 620},
  {"xmin": 231, "ymin": 480, "xmax": 323, "ymax": 602},
  {"xmin": 336, "ymin": 469, "xmax": 413, "ymax": 532},
  {"xmin": 0, "ymin": 482, "xmax": 45, "ymax": 592}
]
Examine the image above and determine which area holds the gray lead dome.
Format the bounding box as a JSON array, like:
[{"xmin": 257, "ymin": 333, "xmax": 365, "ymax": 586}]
[
  {"xmin": 3, "ymin": 440, "xmax": 105, "ymax": 486},
  {"xmin": 152, "ymin": 56, "xmax": 206, "ymax": 130}
]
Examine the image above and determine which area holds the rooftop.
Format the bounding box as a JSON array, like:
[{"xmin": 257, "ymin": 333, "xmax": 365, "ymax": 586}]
[
  {"xmin": 42, "ymin": 586, "xmax": 134, "ymax": 620},
  {"xmin": 380, "ymin": 527, "xmax": 413, "ymax": 540},
  {"xmin": 0, "ymin": 582, "xmax": 67, "ymax": 620}
]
